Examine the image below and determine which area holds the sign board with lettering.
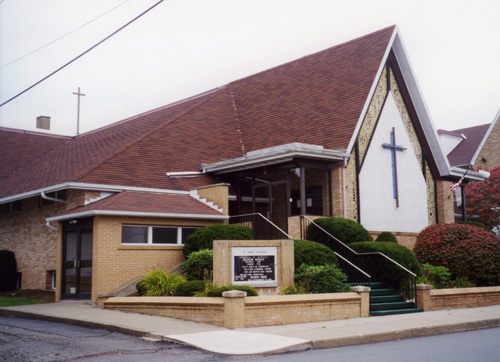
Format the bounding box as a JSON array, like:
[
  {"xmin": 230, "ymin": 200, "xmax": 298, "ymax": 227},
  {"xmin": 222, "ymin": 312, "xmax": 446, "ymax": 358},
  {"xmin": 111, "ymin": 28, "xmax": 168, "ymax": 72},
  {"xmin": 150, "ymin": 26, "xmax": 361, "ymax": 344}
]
[{"xmin": 231, "ymin": 247, "xmax": 278, "ymax": 287}]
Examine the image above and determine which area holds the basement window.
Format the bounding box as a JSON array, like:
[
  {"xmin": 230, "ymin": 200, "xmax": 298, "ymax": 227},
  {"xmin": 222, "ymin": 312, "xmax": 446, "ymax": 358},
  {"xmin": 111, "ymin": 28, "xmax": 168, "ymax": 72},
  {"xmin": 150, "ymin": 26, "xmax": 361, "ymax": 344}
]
[{"xmin": 122, "ymin": 225, "xmax": 199, "ymax": 245}]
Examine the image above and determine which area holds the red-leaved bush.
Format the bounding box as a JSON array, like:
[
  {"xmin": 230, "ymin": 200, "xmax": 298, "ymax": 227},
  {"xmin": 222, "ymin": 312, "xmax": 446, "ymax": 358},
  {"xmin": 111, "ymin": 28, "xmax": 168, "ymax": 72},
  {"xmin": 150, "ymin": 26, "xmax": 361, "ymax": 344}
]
[{"xmin": 414, "ymin": 224, "xmax": 500, "ymax": 286}]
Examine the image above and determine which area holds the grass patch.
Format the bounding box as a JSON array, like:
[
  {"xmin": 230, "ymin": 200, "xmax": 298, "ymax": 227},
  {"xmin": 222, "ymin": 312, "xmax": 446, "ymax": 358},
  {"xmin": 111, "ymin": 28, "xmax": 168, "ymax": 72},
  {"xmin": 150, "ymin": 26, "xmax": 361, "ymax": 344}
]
[{"xmin": 0, "ymin": 296, "xmax": 48, "ymax": 307}]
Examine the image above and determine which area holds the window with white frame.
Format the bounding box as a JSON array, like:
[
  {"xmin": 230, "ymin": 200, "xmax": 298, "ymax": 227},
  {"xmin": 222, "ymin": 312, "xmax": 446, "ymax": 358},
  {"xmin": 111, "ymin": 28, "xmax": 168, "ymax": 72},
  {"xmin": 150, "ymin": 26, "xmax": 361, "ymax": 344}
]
[{"xmin": 121, "ymin": 225, "xmax": 199, "ymax": 245}]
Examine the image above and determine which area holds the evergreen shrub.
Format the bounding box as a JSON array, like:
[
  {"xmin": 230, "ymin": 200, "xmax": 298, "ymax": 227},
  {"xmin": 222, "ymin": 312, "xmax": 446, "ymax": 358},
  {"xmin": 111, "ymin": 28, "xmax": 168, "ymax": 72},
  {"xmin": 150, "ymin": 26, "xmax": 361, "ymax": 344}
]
[
  {"xmin": 183, "ymin": 249, "xmax": 213, "ymax": 280},
  {"xmin": 174, "ymin": 280, "xmax": 205, "ymax": 296},
  {"xmin": 0, "ymin": 250, "xmax": 17, "ymax": 292},
  {"xmin": 349, "ymin": 242, "xmax": 421, "ymax": 291},
  {"xmin": 306, "ymin": 217, "xmax": 372, "ymax": 247},
  {"xmin": 417, "ymin": 263, "xmax": 451, "ymax": 289},
  {"xmin": 414, "ymin": 223, "xmax": 500, "ymax": 286},
  {"xmin": 376, "ymin": 231, "xmax": 398, "ymax": 243},
  {"xmin": 206, "ymin": 285, "xmax": 258, "ymax": 297},
  {"xmin": 294, "ymin": 264, "xmax": 351, "ymax": 294},
  {"xmin": 294, "ymin": 239, "xmax": 337, "ymax": 269},
  {"xmin": 182, "ymin": 224, "xmax": 254, "ymax": 257}
]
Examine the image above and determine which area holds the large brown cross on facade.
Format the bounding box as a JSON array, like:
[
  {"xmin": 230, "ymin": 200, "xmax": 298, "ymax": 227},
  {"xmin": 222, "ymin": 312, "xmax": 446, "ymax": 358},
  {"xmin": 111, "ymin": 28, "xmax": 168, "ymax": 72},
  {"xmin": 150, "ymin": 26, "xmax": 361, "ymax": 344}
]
[{"xmin": 382, "ymin": 127, "xmax": 407, "ymax": 207}]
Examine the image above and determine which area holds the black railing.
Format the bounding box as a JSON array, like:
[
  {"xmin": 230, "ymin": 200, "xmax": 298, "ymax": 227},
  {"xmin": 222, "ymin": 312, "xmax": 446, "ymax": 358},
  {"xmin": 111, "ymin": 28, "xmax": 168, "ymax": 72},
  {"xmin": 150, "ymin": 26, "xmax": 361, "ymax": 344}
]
[
  {"xmin": 300, "ymin": 216, "xmax": 417, "ymax": 302},
  {"xmin": 229, "ymin": 213, "xmax": 292, "ymax": 240}
]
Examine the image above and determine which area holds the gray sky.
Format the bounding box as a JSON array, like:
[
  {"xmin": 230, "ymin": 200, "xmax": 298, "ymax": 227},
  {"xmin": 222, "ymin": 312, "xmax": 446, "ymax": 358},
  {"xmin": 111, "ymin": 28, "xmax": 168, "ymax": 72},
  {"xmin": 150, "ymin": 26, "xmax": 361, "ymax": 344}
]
[{"xmin": 1, "ymin": 0, "xmax": 499, "ymax": 136}]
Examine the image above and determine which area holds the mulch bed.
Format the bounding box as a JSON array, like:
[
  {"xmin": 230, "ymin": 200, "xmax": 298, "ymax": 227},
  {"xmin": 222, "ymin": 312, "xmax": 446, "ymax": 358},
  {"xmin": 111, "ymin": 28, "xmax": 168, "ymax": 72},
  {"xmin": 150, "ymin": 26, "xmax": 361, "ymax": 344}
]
[{"xmin": 0, "ymin": 289, "xmax": 55, "ymax": 303}]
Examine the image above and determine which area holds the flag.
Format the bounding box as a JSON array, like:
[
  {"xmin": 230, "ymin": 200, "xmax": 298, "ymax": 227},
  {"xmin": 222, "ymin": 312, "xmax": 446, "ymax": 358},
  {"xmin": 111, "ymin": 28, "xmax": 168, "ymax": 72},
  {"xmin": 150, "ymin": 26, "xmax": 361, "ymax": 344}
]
[{"xmin": 450, "ymin": 165, "xmax": 472, "ymax": 193}]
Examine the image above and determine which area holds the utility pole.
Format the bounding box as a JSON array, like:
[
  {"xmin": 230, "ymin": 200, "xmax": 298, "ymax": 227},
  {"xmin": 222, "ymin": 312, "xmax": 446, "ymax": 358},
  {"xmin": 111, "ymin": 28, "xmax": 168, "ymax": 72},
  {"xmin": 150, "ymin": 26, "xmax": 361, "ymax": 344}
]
[{"xmin": 72, "ymin": 87, "xmax": 86, "ymax": 135}]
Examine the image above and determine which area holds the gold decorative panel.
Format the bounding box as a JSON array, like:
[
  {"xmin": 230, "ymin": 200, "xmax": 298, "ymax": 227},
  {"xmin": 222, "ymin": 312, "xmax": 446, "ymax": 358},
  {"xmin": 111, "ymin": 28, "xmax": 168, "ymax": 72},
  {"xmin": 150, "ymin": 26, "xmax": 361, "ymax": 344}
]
[
  {"xmin": 425, "ymin": 161, "xmax": 437, "ymax": 225},
  {"xmin": 348, "ymin": 152, "xmax": 358, "ymax": 222},
  {"xmin": 357, "ymin": 66, "xmax": 388, "ymax": 166}
]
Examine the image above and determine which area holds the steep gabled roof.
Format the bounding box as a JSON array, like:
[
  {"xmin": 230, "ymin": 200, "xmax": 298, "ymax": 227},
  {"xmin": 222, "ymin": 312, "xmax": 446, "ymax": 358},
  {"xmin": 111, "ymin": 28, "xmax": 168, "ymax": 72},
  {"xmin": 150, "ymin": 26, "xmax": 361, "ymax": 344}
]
[
  {"xmin": 438, "ymin": 124, "xmax": 490, "ymax": 166},
  {"xmin": 1, "ymin": 26, "xmax": 402, "ymax": 201}
]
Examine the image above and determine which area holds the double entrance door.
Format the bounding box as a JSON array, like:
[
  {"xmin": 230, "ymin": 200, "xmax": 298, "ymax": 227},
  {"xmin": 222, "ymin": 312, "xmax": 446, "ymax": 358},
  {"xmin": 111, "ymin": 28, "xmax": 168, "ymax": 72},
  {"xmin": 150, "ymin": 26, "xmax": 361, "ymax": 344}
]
[{"xmin": 62, "ymin": 218, "xmax": 93, "ymax": 299}]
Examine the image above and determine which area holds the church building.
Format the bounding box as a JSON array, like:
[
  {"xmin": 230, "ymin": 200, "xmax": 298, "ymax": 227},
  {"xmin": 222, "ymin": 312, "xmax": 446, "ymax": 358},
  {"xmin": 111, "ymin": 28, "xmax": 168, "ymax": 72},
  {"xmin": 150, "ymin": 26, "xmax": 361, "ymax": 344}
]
[{"xmin": 0, "ymin": 26, "xmax": 488, "ymax": 301}]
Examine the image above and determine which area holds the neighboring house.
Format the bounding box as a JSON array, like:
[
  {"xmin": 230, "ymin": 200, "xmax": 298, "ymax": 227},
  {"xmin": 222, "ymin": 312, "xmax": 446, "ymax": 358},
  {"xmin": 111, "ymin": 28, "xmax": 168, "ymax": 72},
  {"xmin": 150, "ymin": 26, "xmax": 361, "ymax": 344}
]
[
  {"xmin": 473, "ymin": 109, "xmax": 500, "ymax": 171},
  {"xmin": 0, "ymin": 26, "xmax": 488, "ymax": 302}
]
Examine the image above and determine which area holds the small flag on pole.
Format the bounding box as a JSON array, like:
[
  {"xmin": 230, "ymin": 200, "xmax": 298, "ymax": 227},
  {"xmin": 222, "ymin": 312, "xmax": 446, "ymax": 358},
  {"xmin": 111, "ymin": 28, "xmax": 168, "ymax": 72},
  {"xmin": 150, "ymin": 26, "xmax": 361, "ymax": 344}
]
[{"xmin": 450, "ymin": 164, "xmax": 472, "ymax": 193}]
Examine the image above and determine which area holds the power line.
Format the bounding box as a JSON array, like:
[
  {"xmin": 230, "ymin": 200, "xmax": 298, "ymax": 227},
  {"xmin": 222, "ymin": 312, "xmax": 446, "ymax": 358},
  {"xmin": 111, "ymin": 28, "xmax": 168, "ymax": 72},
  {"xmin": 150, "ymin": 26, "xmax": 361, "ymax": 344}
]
[
  {"xmin": 0, "ymin": 0, "xmax": 164, "ymax": 108},
  {"xmin": 1, "ymin": 0, "xmax": 130, "ymax": 69}
]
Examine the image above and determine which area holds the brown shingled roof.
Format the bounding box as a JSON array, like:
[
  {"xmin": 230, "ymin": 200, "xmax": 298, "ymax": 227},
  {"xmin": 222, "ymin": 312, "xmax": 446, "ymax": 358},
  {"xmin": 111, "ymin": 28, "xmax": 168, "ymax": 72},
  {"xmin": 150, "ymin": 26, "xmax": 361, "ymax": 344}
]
[
  {"xmin": 438, "ymin": 124, "xmax": 490, "ymax": 166},
  {"xmin": 48, "ymin": 191, "xmax": 225, "ymax": 221},
  {"xmin": 0, "ymin": 26, "xmax": 396, "ymax": 200}
]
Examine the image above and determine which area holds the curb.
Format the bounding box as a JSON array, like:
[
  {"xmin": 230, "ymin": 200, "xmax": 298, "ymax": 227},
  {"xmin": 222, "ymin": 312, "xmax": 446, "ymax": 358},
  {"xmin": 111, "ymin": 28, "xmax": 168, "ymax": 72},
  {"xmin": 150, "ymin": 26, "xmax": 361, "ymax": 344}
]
[{"xmin": 312, "ymin": 318, "xmax": 500, "ymax": 349}]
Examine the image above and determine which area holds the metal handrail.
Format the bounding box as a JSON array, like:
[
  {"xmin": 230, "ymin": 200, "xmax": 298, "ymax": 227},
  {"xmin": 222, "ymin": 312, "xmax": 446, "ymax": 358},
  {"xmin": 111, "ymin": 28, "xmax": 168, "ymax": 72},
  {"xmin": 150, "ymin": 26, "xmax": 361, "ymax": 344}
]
[
  {"xmin": 333, "ymin": 251, "xmax": 371, "ymax": 279},
  {"xmin": 229, "ymin": 213, "xmax": 293, "ymax": 239}
]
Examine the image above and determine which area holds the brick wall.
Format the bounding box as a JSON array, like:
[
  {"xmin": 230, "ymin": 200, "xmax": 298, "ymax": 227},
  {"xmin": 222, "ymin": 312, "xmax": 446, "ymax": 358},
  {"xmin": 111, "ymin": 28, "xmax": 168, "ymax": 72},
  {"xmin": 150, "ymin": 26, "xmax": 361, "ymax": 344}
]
[
  {"xmin": 103, "ymin": 290, "xmax": 368, "ymax": 328},
  {"xmin": 475, "ymin": 115, "xmax": 500, "ymax": 171},
  {"xmin": 369, "ymin": 231, "xmax": 419, "ymax": 250},
  {"xmin": 90, "ymin": 215, "xmax": 223, "ymax": 301},
  {"xmin": 0, "ymin": 189, "xmax": 96, "ymax": 292},
  {"xmin": 416, "ymin": 285, "xmax": 500, "ymax": 311},
  {"xmin": 193, "ymin": 184, "xmax": 229, "ymax": 215}
]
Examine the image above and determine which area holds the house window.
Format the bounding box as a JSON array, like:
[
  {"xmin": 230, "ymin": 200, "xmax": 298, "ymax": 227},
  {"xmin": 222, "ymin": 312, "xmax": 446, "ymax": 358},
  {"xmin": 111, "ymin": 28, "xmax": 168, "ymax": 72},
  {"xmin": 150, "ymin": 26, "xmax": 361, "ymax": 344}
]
[
  {"xmin": 0, "ymin": 200, "xmax": 22, "ymax": 215},
  {"xmin": 122, "ymin": 225, "xmax": 199, "ymax": 245},
  {"xmin": 40, "ymin": 190, "xmax": 67, "ymax": 206}
]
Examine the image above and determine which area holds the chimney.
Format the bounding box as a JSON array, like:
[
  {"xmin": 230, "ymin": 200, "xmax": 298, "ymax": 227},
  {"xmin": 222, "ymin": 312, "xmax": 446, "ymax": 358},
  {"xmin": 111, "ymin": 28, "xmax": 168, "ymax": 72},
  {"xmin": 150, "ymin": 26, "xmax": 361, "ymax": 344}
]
[{"xmin": 36, "ymin": 116, "xmax": 50, "ymax": 130}]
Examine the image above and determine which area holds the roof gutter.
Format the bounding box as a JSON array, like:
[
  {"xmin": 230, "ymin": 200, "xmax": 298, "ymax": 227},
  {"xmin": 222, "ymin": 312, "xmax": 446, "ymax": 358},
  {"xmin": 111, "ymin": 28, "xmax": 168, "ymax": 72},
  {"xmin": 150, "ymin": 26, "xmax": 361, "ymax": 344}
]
[
  {"xmin": 46, "ymin": 210, "xmax": 229, "ymax": 223},
  {"xmin": 0, "ymin": 182, "xmax": 190, "ymax": 204},
  {"xmin": 41, "ymin": 190, "xmax": 66, "ymax": 203}
]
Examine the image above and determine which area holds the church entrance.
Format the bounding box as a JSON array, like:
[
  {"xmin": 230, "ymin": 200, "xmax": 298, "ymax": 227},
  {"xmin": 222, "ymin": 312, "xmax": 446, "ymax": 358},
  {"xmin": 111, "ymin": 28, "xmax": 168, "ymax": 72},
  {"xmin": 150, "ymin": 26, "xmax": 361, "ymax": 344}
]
[{"xmin": 62, "ymin": 218, "xmax": 93, "ymax": 299}]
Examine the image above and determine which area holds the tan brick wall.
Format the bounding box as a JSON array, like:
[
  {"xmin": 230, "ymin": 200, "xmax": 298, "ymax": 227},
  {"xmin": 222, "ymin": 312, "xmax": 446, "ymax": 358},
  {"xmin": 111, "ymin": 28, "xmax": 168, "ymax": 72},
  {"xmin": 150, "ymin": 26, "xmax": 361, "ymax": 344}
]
[
  {"xmin": 193, "ymin": 184, "xmax": 230, "ymax": 215},
  {"xmin": 103, "ymin": 292, "xmax": 366, "ymax": 328},
  {"xmin": 369, "ymin": 231, "xmax": 419, "ymax": 250},
  {"xmin": 436, "ymin": 180, "xmax": 455, "ymax": 224},
  {"xmin": 417, "ymin": 286, "xmax": 500, "ymax": 311},
  {"xmin": 213, "ymin": 239, "xmax": 294, "ymax": 294},
  {"xmin": 0, "ymin": 190, "xmax": 95, "ymax": 292},
  {"xmin": 475, "ymin": 115, "xmax": 500, "ymax": 171},
  {"xmin": 91, "ymin": 215, "xmax": 222, "ymax": 301}
]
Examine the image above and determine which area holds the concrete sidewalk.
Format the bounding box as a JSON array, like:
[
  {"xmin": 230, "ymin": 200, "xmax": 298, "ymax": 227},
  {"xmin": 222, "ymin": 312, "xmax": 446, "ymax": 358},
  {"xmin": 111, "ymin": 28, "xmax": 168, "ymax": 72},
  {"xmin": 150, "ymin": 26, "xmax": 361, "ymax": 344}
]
[{"xmin": 1, "ymin": 302, "xmax": 500, "ymax": 355}]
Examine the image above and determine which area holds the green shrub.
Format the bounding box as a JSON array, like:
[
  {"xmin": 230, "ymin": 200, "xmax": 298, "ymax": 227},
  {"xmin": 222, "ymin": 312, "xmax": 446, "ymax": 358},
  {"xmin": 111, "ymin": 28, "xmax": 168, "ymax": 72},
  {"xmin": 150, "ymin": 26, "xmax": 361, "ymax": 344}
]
[
  {"xmin": 174, "ymin": 280, "xmax": 206, "ymax": 296},
  {"xmin": 349, "ymin": 242, "xmax": 421, "ymax": 292},
  {"xmin": 306, "ymin": 217, "xmax": 372, "ymax": 247},
  {"xmin": 449, "ymin": 276, "xmax": 476, "ymax": 288},
  {"xmin": 294, "ymin": 264, "xmax": 351, "ymax": 294},
  {"xmin": 294, "ymin": 239, "xmax": 337, "ymax": 269},
  {"xmin": 182, "ymin": 224, "xmax": 254, "ymax": 257},
  {"xmin": 417, "ymin": 264, "xmax": 451, "ymax": 289},
  {"xmin": 376, "ymin": 231, "xmax": 398, "ymax": 243},
  {"xmin": 281, "ymin": 283, "xmax": 308, "ymax": 295},
  {"xmin": 137, "ymin": 268, "xmax": 185, "ymax": 296},
  {"xmin": 414, "ymin": 224, "xmax": 500, "ymax": 286},
  {"xmin": 205, "ymin": 285, "xmax": 258, "ymax": 297},
  {"xmin": 458, "ymin": 221, "xmax": 492, "ymax": 233},
  {"xmin": 183, "ymin": 249, "xmax": 213, "ymax": 281},
  {"xmin": 0, "ymin": 250, "xmax": 17, "ymax": 292}
]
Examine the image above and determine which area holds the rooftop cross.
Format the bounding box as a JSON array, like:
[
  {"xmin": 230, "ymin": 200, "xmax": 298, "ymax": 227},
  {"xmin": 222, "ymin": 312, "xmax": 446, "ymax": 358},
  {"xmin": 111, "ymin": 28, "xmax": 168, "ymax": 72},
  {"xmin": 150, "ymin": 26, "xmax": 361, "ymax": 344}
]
[
  {"xmin": 72, "ymin": 87, "xmax": 86, "ymax": 135},
  {"xmin": 382, "ymin": 127, "xmax": 407, "ymax": 207}
]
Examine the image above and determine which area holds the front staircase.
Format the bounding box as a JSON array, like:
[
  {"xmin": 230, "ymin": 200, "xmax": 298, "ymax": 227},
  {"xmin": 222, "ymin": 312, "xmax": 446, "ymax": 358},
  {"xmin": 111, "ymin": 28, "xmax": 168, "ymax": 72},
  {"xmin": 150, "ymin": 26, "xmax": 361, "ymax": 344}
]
[{"xmin": 368, "ymin": 282, "xmax": 423, "ymax": 316}]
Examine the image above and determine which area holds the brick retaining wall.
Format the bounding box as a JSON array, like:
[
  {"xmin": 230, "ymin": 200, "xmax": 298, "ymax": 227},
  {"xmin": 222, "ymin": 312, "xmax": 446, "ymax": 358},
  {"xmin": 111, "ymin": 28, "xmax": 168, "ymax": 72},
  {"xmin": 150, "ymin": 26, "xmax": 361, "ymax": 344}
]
[{"xmin": 416, "ymin": 285, "xmax": 500, "ymax": 311}]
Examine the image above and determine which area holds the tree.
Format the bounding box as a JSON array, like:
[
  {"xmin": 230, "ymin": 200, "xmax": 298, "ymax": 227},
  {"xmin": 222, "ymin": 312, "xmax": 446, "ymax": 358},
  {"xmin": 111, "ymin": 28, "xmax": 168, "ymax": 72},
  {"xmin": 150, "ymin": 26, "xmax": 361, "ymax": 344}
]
[{"xmin": 465, "ymin": 166, "xmax": 500, "ymax": 232}]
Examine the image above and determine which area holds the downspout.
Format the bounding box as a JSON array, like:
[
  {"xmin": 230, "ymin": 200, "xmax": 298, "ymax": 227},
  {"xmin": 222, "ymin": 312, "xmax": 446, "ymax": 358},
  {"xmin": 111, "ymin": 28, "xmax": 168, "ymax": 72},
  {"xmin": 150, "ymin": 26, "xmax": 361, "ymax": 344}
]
[
  {"xmin": 342, "ymin": 157, "xmax": 348, "ymax": 218},
  {"xmin": 46, "ymin": 221, "xmax": 58, "ymax": 231},
  {"xmin": 41, "ymin": 191, "xmax": 66, "ymax": 203}
]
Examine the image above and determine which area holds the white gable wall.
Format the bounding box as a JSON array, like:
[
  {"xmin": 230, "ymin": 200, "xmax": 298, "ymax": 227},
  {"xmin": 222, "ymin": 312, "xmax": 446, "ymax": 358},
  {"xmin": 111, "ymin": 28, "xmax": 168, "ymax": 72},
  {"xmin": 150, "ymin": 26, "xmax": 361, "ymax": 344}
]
[{"xmin": 359, "ymin": 93, "xmax": 428, "ymax": 233}]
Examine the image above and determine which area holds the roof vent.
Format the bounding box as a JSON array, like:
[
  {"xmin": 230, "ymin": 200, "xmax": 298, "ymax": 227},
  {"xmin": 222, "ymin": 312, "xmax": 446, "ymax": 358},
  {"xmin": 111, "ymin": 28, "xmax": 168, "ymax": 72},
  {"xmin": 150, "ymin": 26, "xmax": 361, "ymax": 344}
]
[{"xmin": 36, "ymin": 116, "xmax": 50, "ymax": 130}]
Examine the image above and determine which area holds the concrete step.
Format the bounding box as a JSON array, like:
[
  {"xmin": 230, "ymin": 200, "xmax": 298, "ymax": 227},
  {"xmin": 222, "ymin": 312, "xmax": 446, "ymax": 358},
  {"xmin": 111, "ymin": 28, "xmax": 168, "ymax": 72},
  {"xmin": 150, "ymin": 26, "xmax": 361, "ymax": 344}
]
[
  {"xmin": 370, "ymin": 308, "xmax": 424, "ymax": 316},
  {"xmin": 370, "ymin": 288, "xmax": 395, "ymax": 296},
  {"xmin": 370, "ymin": 295, "xmax": 404, "ymax": 303},
  {"xmin": 371, "ymin": 301, "xmax": 417, "ymax": 311}
]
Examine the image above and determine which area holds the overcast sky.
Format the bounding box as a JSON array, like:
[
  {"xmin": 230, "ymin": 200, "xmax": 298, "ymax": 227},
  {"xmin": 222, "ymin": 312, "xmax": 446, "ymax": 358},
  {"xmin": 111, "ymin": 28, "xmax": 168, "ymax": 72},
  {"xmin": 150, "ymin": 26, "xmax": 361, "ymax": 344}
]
[{"xmin": 1, "ymin": 0, "xmax": 499, "ymax": 136}]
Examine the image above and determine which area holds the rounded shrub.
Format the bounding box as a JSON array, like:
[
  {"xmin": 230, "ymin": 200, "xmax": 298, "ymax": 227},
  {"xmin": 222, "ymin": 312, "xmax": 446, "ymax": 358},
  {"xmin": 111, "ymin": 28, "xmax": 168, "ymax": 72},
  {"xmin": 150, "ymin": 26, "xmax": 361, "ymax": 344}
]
[
  {"xmin": 174, "ymin": 280, "xmax": 205, "ymax": 296},
  {"xmin": 349, "ymin": 242, "xmax": 421, "ymax": 291},
  {"xmin": 182, "ymin": 224, "xmax": 254, "ymax": 257},
  {"xmin": 294, "ymin": 264, "xmax": 351, "ymax": 294},
  {"xmin": 0, "ymin": 250, "xmax": 17, "ymax": 292},
  {"xmin": 294, "ymin": 239, "xmax": 337, "ymax": 269},
  {"xmin": 183, "ymin": 249, "xmax": 213, "ymax": 281},
  {"xmin": 376, "ymin": 231, "xmax": 398, "ymax": 243},
  {"xmin": 414, "ymin": 223, "xmax": 500, "ymax": 286},
  {"xmin": 206, "ymin": 285, "xmax": 258, "ymax": 297},
  {"xmin": 306, "ymin": 217, "xmax": 372, "ymax": 247}
]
